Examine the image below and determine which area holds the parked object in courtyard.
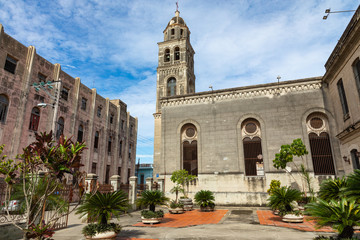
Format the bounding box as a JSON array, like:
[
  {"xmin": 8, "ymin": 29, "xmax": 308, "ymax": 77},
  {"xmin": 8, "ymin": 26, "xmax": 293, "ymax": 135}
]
[{"xmin": 194, "ymin": 190, "xmax": 215, "ymax": 212}]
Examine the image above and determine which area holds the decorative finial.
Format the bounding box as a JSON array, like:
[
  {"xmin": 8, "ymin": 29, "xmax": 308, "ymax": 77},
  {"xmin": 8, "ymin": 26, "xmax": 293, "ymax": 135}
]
[{"xmin": 176, "ymin": 1, "xmax": 179, "ymax": 11}]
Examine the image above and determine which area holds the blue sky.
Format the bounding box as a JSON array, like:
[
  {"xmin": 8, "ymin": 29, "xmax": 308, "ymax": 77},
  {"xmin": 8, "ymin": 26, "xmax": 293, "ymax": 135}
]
[{"xmin": 0, "ymin": 0, "xmax": 358, "ymax": 163}]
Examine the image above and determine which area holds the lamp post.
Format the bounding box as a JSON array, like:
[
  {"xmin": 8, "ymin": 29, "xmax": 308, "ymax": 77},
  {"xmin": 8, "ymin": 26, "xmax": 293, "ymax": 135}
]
[
  {"xmin": 32, "ymin": 80, "xmax": 62, "ymax": 136},
  {"xmin": 323, "ymin": 8, "xmax": 355, "ymax": 20}
]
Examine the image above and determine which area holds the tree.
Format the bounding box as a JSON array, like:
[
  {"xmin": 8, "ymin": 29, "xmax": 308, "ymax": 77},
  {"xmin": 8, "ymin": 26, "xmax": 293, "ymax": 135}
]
[
  {"xmin": 273, "ymin": 138, "xmax": 313, "ymax": 198},
  {"xmin": 170, "ymin": 169, "xmax": 196, "ymax": 198},
  {"xmin": 0, "ymin": 131, "xmax": 87, "ymax": 239}
]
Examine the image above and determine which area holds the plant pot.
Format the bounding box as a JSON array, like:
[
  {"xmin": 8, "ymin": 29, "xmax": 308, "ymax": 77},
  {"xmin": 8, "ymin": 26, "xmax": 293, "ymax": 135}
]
[
  {"xmin": 168, "ymin": 207, "xmax": 185, "ymax": 214},
  {"xmin": 282, "ymin": 214, "xmax": 304, "ymax": 223},
  {"xmin": 273, "ymin": 210, "xmax": 280, "ymax": 215},
  {"xmin": 141, "ymin": 216, "xmax": 162, "ymax": 224},
  {"xmin": 200, "ymin": 206, "xmax": 214, "ymax": 212},
  {"xmin": 86, "ymin": 231, "xmax": 117, "ymax": 240},
  {"xmin": 179, "ymin": 198, "xmax": 193, "ymax": 211}
]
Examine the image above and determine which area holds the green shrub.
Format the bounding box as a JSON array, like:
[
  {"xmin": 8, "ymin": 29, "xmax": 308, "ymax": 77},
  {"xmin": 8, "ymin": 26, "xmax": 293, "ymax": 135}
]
[
  {"xmin": 136, "ymin": 190, "xmax": 169, "ymax": 212},
  {"xmin": 267, "ymin": 180, "xmax": 281, "ymax": 195},
  {"xmin": 318, "ymin": 177, "xmax": 347, "ymax": 202},
  {"xmin": 267, "ymin": 186, "xmax": 302, "ymax": 215},
  {"xmin": 141, "ymin": 210, "xmax": 164, "ymax": 219},
  {"xmin": 194, "ymin": 190, "xmax": 215, "ymax": 208},
  {"xmin": 169, "ymin": 200, "xmax": 183, "ymax": 209},
  {"xmin": 82, "ymin": 223, "xmax": 121, "ymax": 237}
]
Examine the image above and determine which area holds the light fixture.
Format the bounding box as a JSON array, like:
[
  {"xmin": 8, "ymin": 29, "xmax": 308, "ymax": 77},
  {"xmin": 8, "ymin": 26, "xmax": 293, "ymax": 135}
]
[
  {"xmin": 323, "ymin": 8, "xmax": 356, "ymax": 20},
  {"xmin": 343, "ymin": 156, "xmax": 350, "ymax": 164}
]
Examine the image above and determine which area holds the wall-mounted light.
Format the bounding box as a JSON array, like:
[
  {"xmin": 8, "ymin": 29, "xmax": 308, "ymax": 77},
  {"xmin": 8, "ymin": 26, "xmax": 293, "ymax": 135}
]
[{"xmin": 343, "ymin": 156, "xmax": 350, "ymax": 164}]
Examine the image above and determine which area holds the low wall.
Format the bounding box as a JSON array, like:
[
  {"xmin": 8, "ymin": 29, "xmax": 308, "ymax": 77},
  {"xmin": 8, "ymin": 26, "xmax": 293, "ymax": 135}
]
[{"xmin": 0, "ymin": 222, "xmax": 25, "ymax": 240}]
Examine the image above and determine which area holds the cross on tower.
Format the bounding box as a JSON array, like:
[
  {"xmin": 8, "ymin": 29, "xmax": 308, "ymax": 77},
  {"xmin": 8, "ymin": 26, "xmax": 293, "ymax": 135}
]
[{"xmin": 176, "ymin": 1, "xmax": 179, "ymax": 11}]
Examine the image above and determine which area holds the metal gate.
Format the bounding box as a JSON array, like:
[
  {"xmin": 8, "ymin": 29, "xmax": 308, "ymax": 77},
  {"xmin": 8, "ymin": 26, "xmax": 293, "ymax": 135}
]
[{"xmin": 309, "ymin": 132, "xmax": 335, "ymax": 175}]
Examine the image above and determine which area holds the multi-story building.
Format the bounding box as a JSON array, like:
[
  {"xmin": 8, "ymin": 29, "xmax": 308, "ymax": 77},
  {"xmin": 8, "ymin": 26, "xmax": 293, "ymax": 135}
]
[{"xmin": 0, "ymin": 23, "xmax": 137, "ymax": 184}]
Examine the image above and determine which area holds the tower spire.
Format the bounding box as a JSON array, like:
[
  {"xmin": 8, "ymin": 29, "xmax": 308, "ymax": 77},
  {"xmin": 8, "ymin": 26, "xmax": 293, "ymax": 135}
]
[{"xmin": 175, "ymin": 1, "xmax": 179, "ymax": 16}]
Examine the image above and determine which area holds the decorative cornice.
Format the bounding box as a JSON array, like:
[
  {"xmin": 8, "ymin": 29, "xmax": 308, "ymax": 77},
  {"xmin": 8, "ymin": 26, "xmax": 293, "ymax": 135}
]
[
  {"xmin": 336, "ymin": 119, "xmax": 360, "ymax": 141},
  {"xmin": 160, "ymin": 78, "xmax": 322, "ymax": 107},
  {"xmin": 153, "ymin": 113, "xmax": 162, "ymax": 119}
]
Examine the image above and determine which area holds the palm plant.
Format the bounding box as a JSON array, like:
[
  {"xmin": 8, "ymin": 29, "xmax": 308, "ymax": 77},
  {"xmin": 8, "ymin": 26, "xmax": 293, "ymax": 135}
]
[
  {"xmin": 76, "ymin": 190, "xmax": 130, "ymax": 225},
  {"xmin": 170, "ymin": 185, "xmax": 184, "ymax": 203},
  {"xmin": 136, "ymin": 190, "xmax": 169, "ymax": 212},
  {"xmin": 345, "ymin": 169, "xmax": 360, "ymax": 202},
  {"xmin": 267, "ymin": 186, "xmax": 302, "ymax": 215},
  {"xmin": 305, "ymin": 198, "xmax": 360, "ymax": 239},
  {"xmin": 318, "ymin": 177, "xmax": 348, "ymax": 202},
  {"xmin": 194, "ymin": 190, "xmax": 215, "ymax": 208}
]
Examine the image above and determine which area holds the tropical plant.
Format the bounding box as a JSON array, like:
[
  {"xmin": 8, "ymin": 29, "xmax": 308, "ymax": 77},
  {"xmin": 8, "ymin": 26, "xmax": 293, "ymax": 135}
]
[
  {"xmin": 0, "ymin": 132, "xmax": 87, "ymax": 240},
  {"xmin": 25, "ymin": 221, "xmax": 55, "ymax": 240},
  {"xmin": 318, "ymin": 177, "xmax": 348, "ymax": 202},
  {"xmin": 170, "ymin": 170, "xmax": 196, "ymax": 198},
  {"xmin": 267, "ymin": 186, "xmax": 302, "ymax": 215},
  {"xmin": 194, "ymin": 190, "xmax": 215, "ymax": 208},
  {"xmin": 170, "ymin": 185, "xmax": 184, "ymax": 203},
  {"xmin": 267, "ymin": 180, "xmax": 281, "ymax": 195},
  {"xmin": 345, "ymin": 169, "xmax": 360, "ymax": 202},
  {"xmin": 136, "ymin": 190, "xmax": 169, "ymax": 212},
  {"xmin": 76, "ymin": 190, "xmax": 130, "ymax": 225},
  {"xmin": 141, "ymin": 210, "xmax": 164, "ymax": 218},
  {"xmin": 169, "ymin": 200, "xmax": 184, "ymax": 209},
  {"xmin": 305, "ymin": 198, "xmax": 360, "ymax": 239},
  {"xmin": 82, "ymin": 223, "xmax": 121, "ymax": 237}
]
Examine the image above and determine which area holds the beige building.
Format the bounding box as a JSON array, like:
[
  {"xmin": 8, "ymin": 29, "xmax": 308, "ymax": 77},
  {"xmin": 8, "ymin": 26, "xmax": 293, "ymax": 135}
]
[
  {"xmin": 153, "ymin": 7, "xmax": 360, "ymax": 205},
  {"xmin": 0, "ymin": 23, "xmax": 137, "ymax": 184}
]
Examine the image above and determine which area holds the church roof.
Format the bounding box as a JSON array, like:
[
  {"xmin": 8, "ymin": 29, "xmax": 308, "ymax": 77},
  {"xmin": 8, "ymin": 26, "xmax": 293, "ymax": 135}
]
[{"xmin": 166, "ymin": 10, "xmax": 187, "ymax": 28}]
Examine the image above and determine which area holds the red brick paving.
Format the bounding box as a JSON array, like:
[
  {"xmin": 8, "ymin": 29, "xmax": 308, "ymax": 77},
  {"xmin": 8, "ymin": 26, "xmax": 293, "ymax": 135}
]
[
  {"xmin": 133, "ymin": 209, "xmax": 228, "ymax": 228},
  {"xmin": 256, "ymin": 210, "xmax": 334, "ymax": 232},
  {"xmin": 117, "ymin": 238, "xmax": 159, "ymax": 240}
]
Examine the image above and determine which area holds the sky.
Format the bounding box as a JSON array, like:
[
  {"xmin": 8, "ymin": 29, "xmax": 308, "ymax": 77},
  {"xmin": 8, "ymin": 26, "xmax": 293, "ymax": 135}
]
[{"xmin": 0, "ymin": 0, "xmax": 358, "ymax": 164}]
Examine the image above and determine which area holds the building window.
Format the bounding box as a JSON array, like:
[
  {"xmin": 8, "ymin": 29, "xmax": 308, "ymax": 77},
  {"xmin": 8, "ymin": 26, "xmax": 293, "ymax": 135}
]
[
  {"xmin": 241, "ymin": 119, "xmax": 264, "ymax": 176},
  {"xmin": 61, "ymin": 87, "xmax": 69, "ymax": 101},
  {"xmin": 105, "ymin": 165, "xmax": 110, "ymax": 184},
  {"xmin": 180, "ymin": 29, "xmax": 183, "ymax": 36},
  {"xmin": 94, "ymin": 131, "xmax": 99, "ymax": 150},
  {"xmin": 130, "ymin": 124, "xmax": 133, "ymax": 137},
  {"xmin": 110, "ymin": 113, "xmax": 114, "ymax": 124},
  {"xmin": 119, "ymin": 140, "xmax": 122, "ymax": 157},
  {"xmin": 121, "ymin": 120, "xmax": 125, "ymax": 130},
  {"xmin": 29, "ymin": 107, "xmax": 40, "ymax": 131},
  {"xmin": 167, "ymin": 78, "xmax": 176, "ymax": 96},
  {"xmin": 129, "ymin": 144, "xmax": 132, "ymax": 159},
  {"xmin": 350, "ymin": 149, "xmax": 360, "ymax": 170},
  {"xmin": 174, "ymin": 47, "xmax": 180, "ymax": 61},
  {"xmin": 91, "ymin": 162, "xmax": 97, "ymax": 174},
  {"xmin": 38, "ymin": 73, "xmax": 47, "ymax": 82},
  {"xmin": 307, "ymin": 113, "xmax": 335, "ymax": 175},
  {"xmin": 337, "ymin": 79, "xmax": 349, "ymax": 119},
  {"xmin": 171, "ymin": 28, "xmax": 175, "ymax": 35},
  {"xmin": 164, "ymin": 49, "xmax": 170, "ymax": 62},
  {"xmin": 352, "ymin": 59, "xmax": 360, "ymax": 100},
  {"xmin": 108, "ymin": 136, "xmax": 112, "ymax": 154},
  {"xmin": 118, "ymin": 167, "xmax": 121, "ymax": 176},
  {"xmin": 97, "ymin": 106, "xmax": 102, "ymax": 118},
  {"xmin": 81, "ymin": 97, "xmax": 87, "ymax": 110},
  {"xmin": 4, "ymin": 55, "xmax": 17, "ymax": 74},
  {"xmin": 0, "ymin": 94, "xmax": 9, "ymax": 123},
  {"xmin": 56, "ymin": 117, "xmax": 64, "ymax": 139},
  {"xmin": 181, "ymin": 124, "xmax": 198, "ymax": 176},
  {"xmin": 77, "ymin": 125, "xmax": 84, "ymax": 142}
]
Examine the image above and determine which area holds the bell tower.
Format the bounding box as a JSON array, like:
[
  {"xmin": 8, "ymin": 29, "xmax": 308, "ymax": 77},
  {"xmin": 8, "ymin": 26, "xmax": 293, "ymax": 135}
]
[{"xmin": 155, "ymin": 10, "xmax": 195, "ymax": 112}]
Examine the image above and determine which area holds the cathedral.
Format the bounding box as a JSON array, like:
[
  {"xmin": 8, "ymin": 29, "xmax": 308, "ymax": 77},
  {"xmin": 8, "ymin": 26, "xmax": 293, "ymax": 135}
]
[{"xmin": 153, "ymin": 7, "xmax": 360, "ymax": 205}]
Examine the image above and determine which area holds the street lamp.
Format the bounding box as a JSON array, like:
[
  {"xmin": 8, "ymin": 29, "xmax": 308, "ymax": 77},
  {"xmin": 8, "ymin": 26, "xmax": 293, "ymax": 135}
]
[{"xmin": 323, "ymin": 8, "xmax": 355, "ymax": 20}]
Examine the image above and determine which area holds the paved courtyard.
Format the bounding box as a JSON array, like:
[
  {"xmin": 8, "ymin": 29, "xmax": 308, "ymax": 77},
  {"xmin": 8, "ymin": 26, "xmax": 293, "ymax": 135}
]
[{"xmin": 52, "ymin": 206, "xmax": 348, "ymax": 240}]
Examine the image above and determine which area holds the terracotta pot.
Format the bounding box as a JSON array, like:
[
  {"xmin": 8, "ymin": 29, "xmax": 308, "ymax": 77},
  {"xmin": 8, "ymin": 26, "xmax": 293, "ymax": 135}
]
[
  {"xmin": 168, "ymin": 207, "xmax": 185, "ymax": 214},
  {"xmin": 282, "ymin": 214, "xmax": 304, "ymax": 223},
  {"xmin": 141, "ymin": 217, "xmax": 162, "ymax": 224},
  {"xmin": 86, "ymin": 231, "xmax": 117, "ymax": 240}
]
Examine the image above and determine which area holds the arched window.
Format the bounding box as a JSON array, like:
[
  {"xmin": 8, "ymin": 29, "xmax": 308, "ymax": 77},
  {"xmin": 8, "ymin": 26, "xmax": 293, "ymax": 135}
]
[
  {"xmin": 119, "ymin": 140, "xmax": 122, "ymax": 157},
  {"xmin": 164, "ymin": 49, "xmax": 170, "ymax": 62},
  {"xmin": 307, "ymin": 113, "xmax": 335, "ymax": 175},
  {"xmin": 77, "ymin": 125, "xmax": 84, "ymax": 143},
  {"xmin": 29, "ymin": 107, "xmax": 40, "ymax": 131},
  {"xmin": 352, "ymin": 58, "xmax": 360, "ymax": 100},
  {"xmin": 108, "ymin": 136, "xmax": 112, "ymax": 154},
  {"xmin": 241, "ymin": 119, "xmax": 264, "ymax": 176},
  {"xmin": 350, "ymin": 149, "xmax": 360, "ymax": 170},
  {"xmin": 0, "ymin": 94, "xmax": 9, "ymax": 123},
  {"xmin": 174, "ymin": 47, "xmax": 180, "ymax": 60},
  {"xmin": 167, "ymin": 78, "xmax": 176, "ymax": 96},
  {"xmin": 181, "ymin": 124, "xmax": 198, "ymax": 176},
  {"xmin": 94, "ymin": 131, "xmax": 99, "ymax": 150},
  {"xmin": 56, "ymin": 117, "xmax": 64, "ymax": 139}
]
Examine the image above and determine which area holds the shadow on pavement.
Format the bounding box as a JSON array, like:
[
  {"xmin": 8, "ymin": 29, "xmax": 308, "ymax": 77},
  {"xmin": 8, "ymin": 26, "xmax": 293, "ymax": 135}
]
[{"xmin": 117, "ymin": 229, "xmax": 147, "ymax": 238}]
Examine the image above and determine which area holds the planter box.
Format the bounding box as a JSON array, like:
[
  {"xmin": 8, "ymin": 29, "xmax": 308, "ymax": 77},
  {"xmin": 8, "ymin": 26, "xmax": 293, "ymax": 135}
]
[
  {"xmin": 141, "ymin": 217, "xmax": 162, "ymax": 224},
  {"xmin": 200, "ymin": 206, "xmax": 215, "ymax": 212},
  {"xmin": 179, "ymin": 198, "xmax": 193, "ymax": 211},
  {"xmin": 168, "ymin": 207, "xmax": 185, "ymax": 214},
  {"xmin": 282, "ymin": 214, "xmax": 304, "ymax": 223},
  {"xmin": 86, "ymin": 231, "xmax": 116, "ymax": 240}
]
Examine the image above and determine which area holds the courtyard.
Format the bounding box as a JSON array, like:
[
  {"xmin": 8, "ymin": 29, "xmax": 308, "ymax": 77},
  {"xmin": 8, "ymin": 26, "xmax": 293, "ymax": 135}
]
[{"xmin": 52, "ymin": 207, "xmax": 347, "ymax": 240}]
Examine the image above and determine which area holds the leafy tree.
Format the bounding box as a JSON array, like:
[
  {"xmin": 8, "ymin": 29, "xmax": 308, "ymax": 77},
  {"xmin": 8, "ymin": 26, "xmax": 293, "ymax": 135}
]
[
  {"xmin": 136, "ymin": 190, "xmax": 169, "ymax": 212},
  {"xmin": 306, "ymin": 198, "xmax": 360, "ymax": 239},
  {"xmin": 0, "ymin": 131, "xmax": 87, "ymax": 239},
  {"xmin": 76, "ymin": 190, "xmax": 130, "ymax": 225},
  {"xmin": 318, "ymin": 177, "xmax": 348, "ymax": 202},
  {"xmin": 267, "ymin": 186, "xmax": 302, "ymax": 215},
  {"xmin": 170, "ymin": 169, "xmax": 196, "ymax": 198}
]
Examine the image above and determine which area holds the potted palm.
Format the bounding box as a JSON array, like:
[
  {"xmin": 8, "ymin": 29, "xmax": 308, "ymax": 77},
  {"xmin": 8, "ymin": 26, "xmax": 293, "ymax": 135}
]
[
  {"xmin": 194, "ymin": 190, "xmax": 215, "ymax": 212},
  {"xmin": 170, "ymin": 170, "xmax": 196, "ymax": 211},
  {"xmin": 76, "ymin": 190, "xmax": 129, "ymax": 239},
  {"xmin": 136, "ymin": 190, "xmax": 169, "ymax": 224},
  {"xmin": 168, "ymin": 200, "xmax": 184, "ymax": 214},
  {"xmin": 267, "ymin": 186, "xmax": 303, "ymax": 223}
]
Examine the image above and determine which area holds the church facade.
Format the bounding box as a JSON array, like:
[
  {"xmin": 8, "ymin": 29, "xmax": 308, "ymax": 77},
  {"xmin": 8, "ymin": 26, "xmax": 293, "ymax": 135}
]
[{"xmin": 153, "ymin": 7, "xmax": 360, "ymax": 205}]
